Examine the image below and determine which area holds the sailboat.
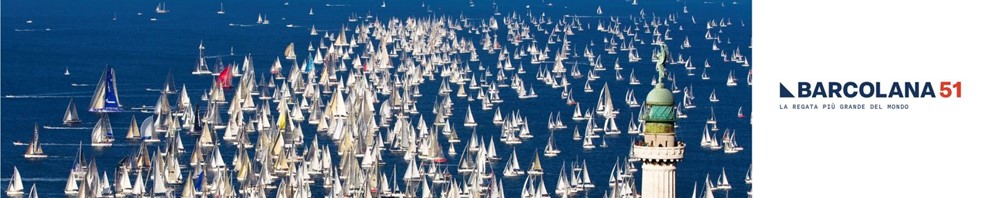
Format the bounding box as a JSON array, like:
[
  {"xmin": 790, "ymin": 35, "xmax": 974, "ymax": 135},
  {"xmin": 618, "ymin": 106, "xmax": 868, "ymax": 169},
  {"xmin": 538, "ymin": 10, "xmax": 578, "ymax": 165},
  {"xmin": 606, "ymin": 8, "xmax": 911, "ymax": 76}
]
[
  {"xmin": 126, "ymin": 115, "xmax": 141, "ymax": 140},
  {"xmin": 745, "ymin": 165, "xmax": 753, "ymax": 184},
  {"xmin": 726, "ymin": 70, "xmax": 738, "ymax": 86},
  {"xmin": 629, "ymin": 69, "xmax": 641, "ymax": 85},
  {"xmin": 527, "ymin": 153, "xmax": 544, "ymax": 175},
  {"xmin": 446, "ymin": 142, "xmax": 458, "ymax": 156},
  {"xmin": 717, "ymin": 168, "xmax": 732, "ymax": 189},
  {"xmin": 155, "ymin": 2, "xmax": 169, "ymax": 14},
  {"xmin": 572, "ymin": 127, "xmax": 581, "ymax": 141},
  {"xmin": 381, "ymin": 0, "xmax": 386, "ymax": 7},
  {"xmin": 193, "ymin": 42, "xmax": 211, "ymax": 75},
  {"xmin": 64, "ymin": 67, "xmax": 71, "ymax": 75},
  {"xmin": 26, "ymin": 184, "xmax": 37, "ymax": 198},
  {"xmin": 464, "ymin": 106, "xmax": 478, "ymax": 127},
  {"xmin": 503, "ymin": 149, "xmax": 524, "ymax": 176},
  {"xmin": 309, "ymin": 8, "xmax": 314, "ymax": 16},
  {"xmin": 24, "ymin": 123, "xmax": 47, "ymax": 159},
  {"xmin": 89, "ymin": 65, "xmax": 123, "ymax": 113},
  {"xmin": 738, "ymin": 107, "xmax": 746, "ymax": 118},
  {"xmin": 595, "ymin": 83, "xmax": 618, "ymax": 116},
  {"xmin": 284, "ymin": 43, "xmax": 297, "ymax": 60},
  {"xmin": 217, "ymin": 2, "xmax": 225, "ymax": 15},
  {"xmin": 709, "ymin": 89, "xmax": 719, "ymax": 102},
  {"xmin": 747, "ymin": 69, "xmax": 752, "ymax": 85},
  {"xmin": 707, "ymin": 107, "xmax": 718, "ymax": 125},
  {"xmin": 64, "ymin": 170, "xmax": 78, "ymax": 195},
  {"xmin": 625, "ymin": 90, "xmax": 641, "ymax": 107},
  {"xmin": 91, "ymin": 114, "xmax": 115, "ymax": 147},
  {"xmin": 723, "ymin": 130, "xmax": 744, "ymax": 153},
  {"xmin": 348, "ymin": 13, "xmax": 358, "ymax": 22},
  {"xmin": 6, "ymin": 167, "xmax": 24, "ymax": 196},
  {"xmin": 700, "ymin": 125, "xmax": 714, "ymax": 148},
  {"xmin": 571, "ymin": 103, "xmax": 585, "ymax": 121},
  {"xmin": 544, "ymin": 132, "xmax": 560, "ymax": 157},
  {"xmin": 63, "ymin": 98, "xmax": 81, "ymax": 125},
  {"xmin": 582, "ymin": 134, "xmax": 595, "ymax": 149}
]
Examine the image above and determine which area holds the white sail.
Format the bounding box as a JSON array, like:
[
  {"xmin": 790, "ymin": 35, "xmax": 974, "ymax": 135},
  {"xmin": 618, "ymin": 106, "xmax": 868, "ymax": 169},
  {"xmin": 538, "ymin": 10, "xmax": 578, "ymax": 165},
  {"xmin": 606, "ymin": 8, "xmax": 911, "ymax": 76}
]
[
  {"xmin": 464, "ymin": 106, "xmax": 477, "ymax": 127},
  {"xmin": 64, "ymin": 171, "xmax": 78, "ymax": 195},
  {"xmin": 717, "ymin": 168, "xmax": 732, "ymax": 189}
]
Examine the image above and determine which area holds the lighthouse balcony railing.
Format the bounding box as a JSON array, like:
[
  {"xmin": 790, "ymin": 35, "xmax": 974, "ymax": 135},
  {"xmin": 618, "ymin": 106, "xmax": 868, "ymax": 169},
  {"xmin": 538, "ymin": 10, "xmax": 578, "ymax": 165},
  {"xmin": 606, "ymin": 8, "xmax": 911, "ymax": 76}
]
[{"xmin": 633, "ymin": 145, "xmax": 685, "ymax": 160}]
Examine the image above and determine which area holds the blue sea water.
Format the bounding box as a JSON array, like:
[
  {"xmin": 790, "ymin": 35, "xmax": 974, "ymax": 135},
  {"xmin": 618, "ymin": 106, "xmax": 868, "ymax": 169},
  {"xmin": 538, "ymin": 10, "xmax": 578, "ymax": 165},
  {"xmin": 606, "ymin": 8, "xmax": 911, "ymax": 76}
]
[{"xmin": 1, "ymin": 0, "xmax": 750, "ymax": 197}]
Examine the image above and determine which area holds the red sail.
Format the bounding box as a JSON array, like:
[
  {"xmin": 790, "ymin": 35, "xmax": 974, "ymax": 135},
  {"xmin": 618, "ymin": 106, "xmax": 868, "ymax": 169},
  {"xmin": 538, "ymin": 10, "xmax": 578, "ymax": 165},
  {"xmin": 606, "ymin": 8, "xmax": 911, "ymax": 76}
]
[{"xmin": 217, "ymin": 65, "xmax": 233, "ymax": 88}]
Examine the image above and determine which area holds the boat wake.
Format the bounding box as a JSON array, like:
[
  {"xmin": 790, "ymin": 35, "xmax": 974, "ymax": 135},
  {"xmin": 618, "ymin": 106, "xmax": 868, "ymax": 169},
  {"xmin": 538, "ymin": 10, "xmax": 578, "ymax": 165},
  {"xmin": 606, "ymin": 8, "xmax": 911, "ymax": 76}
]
[
  {"xmin": 42, "ymin": 126, "xmax": 92, "ymax": 130},
  {"xmin": 38, "ymin": 142, "xmax": 137, "ymax": 147},
  {"xmin": 564, "ymin": 61, "xmax": 596, "ymax": 66},
  {"xmin": 14, "ymin": 28, "xmax": 52, "ymax": 32},
  {"xmin": 0, "ymin": 177, "xmax": 67, "ymax": 182},
  {"xmin": 3, "ymin": 95, "xmax": 78, "ymax": 99},
  {"xmin": 325, "ymin": 4, "xmax": 348, "ymax": 7},
  {"xmin": 564, "ymin": 15, "xmax": 607, "ymax": 19},
  {"xmin": 204, "ymin": 54, "xmax": 241, "ymax": 59},
  {"xmin": 71, "ymin": 83, "xmax": 94, "ymax": 87},
  {"xmin": 228, "ymin": 23, "xmax": 257, "ymax": 27}
]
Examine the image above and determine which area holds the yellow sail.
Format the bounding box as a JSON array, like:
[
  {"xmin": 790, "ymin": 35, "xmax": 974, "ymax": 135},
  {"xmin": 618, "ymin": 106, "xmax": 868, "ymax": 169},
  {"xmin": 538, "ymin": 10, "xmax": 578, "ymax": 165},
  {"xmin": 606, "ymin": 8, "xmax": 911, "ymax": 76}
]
[
  {"xmin": 277, "ymin": 108, "xmax": 288, "ymax": 130},
  {"xmin": 284, "ymin": 43, "xmax": 297, "ymax": 60}
]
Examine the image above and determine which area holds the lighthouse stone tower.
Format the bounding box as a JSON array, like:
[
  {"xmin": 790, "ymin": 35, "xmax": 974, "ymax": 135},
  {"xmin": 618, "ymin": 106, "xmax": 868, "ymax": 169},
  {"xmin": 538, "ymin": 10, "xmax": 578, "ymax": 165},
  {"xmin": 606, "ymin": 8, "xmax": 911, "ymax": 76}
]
[{"xmin": 635, "ymin": 45, "xmax": 685, "ymax": 198}]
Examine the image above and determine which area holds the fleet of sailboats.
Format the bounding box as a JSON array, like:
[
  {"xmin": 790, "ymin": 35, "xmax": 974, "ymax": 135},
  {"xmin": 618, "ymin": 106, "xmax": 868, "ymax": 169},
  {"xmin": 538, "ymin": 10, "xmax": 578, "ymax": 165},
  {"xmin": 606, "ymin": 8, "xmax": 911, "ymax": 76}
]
[{"xmin": 5, "ymin": 2, "xmax": 753, "ymax": 196}]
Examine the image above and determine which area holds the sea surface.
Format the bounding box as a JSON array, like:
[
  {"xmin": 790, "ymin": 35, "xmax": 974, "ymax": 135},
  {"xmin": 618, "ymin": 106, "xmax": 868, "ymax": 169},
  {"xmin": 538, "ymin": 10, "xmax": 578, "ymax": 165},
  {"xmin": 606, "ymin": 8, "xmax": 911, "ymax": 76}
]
[{"xmin": 1, "ymin": 0, "xmax": 751, "ymax": 197}]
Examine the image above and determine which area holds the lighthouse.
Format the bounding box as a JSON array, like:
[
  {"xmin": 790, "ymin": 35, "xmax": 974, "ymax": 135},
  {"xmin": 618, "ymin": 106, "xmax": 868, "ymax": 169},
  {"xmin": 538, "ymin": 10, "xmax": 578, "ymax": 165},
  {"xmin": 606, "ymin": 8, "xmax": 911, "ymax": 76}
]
[{"xmin": 635, "ymin": 44, "xmax": 685, "ymax": 198}]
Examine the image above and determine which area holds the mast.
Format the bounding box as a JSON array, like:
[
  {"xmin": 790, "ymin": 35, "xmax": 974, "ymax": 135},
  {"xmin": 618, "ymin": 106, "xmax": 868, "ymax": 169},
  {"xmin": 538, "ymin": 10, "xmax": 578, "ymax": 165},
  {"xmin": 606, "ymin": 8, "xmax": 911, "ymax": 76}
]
[{"xmin": 195, "ymin": 42, "xmax": 211, "ymax": 75}]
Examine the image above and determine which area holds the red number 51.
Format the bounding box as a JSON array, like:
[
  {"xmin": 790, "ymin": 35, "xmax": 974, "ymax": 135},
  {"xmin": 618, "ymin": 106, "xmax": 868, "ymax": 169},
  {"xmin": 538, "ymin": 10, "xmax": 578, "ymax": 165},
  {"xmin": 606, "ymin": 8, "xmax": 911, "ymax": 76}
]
[{"xmin": 940, "ymin": 81, "xmax": 962, "ymax": 98}]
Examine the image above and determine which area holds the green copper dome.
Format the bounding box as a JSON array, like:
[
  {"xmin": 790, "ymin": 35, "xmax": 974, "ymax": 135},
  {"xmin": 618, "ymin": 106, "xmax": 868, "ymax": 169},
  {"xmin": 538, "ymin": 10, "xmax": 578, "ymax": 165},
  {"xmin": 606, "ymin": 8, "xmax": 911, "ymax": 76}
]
[
  {"xmin": 645, "ymin": 85, "xmax": 674, "ymax": 106},
  {"xmin": 642, "ymin": 74, "xmax": 676, "ymax": 124}
]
